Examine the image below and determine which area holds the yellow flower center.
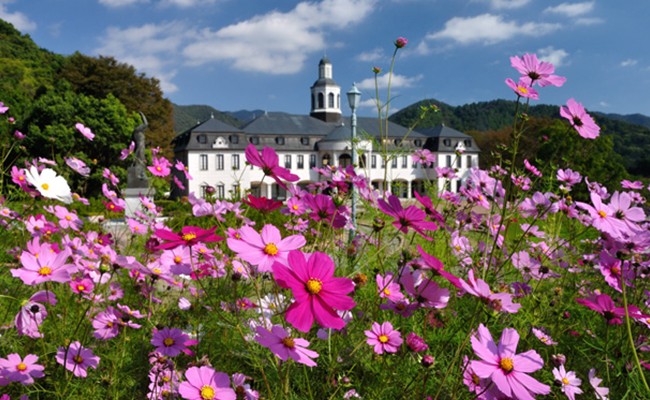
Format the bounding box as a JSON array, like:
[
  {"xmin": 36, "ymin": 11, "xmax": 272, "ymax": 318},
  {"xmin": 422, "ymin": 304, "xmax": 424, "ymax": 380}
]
[
  {"xmin": 264, "ymin": 243, "xmax": 279, "ymax": 256},
  {"xmin": 378, "ymin": 334, "xmax": 389, "ymax": 343},
  {"xmin": 598, "ymin": 210, "xmax": 607, "ymax": 218},
  {"xmin": 182, "ymin": 233, "xmax": 197, "ymax": 242},
  {"xmin": 383, "ymin": 288, "xmax": 391, "ymax": 296},
  {"xmin": 156, "ymin": 166, "xmax": 162, "ymax": 172},
  {"xmin": 16, "ymin": 362, "xmax": 27, "ymax": 371},
  {"xmin": 152, "ymin": 268, "xmax": 162, "ymax": 275},
  {"xmin": 499, "ymin": 357, "xmax": 514, "ymax": 373},
  {"xmin": 292, "ymin": 204, "xmax": 299, "ymax": 210},
  {"xmin": 472, "ymin": 373, "xmax": 480, "ymax": 385},
  {"xmin": 174, "ymin": 256, "xmax": 182, "ymax": 264},
  {"xmin": 65, "ymin": 215, "xmax": 72, "ymax": 221},
  {"xmin": 200, "ymin": 385, "xmax": 215, "ymax": 399},
  {"xmin": 38, "ymin": 266, "xmax": 52, "ymax": 276},
  {"xmin": 73, "ymin": 355, "xmax": 84, "ymax": 364},
  {"xmin": 518, "ymin": 86, "xmax": 528, "ymax": 94},
  {"xmin": 77, "ymin": 285, "xmax": 86, "ymax": 292},
  {"xmin": 306, "ymin": 278, "xmax": 322, "ymax": 295},
  {"xmin": 41, "ymin": 183, "xmax": 49, "ymax": 191},
  {"xmin": 281, "ymin": 337, "xmax": 295, "ymax": 348},
  {"xmin": 163, "ymin": 337, "xmax": 175, "ymax": 347},
  {"xmin": 562, "ymin": 377, "xmax": 570, "ymax": 385}
]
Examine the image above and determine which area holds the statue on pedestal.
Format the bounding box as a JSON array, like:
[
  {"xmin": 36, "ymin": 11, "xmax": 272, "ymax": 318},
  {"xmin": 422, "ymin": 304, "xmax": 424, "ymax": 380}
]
[{"xmin": 128, "ymin": 112, "xmax": 149, "ymax": 188}]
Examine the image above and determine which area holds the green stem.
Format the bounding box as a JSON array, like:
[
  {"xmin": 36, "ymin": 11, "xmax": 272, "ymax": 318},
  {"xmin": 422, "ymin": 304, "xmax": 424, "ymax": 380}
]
[{"xmin": 621, "ymin": 282, "xmax": 650, "ymax": 393}]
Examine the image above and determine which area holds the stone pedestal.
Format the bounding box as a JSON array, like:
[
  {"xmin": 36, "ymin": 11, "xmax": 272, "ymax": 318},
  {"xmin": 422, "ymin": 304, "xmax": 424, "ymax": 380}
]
[{"xmin": 125, "ymin": 165, "xmax": 152, "ymax": 218}]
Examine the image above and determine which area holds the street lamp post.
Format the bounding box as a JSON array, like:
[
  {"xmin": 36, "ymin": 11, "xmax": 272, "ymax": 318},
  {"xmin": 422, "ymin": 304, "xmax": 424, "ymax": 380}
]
[{"xmin": 347, "ymin": 84, "xmax": 361, "ymax": 242}]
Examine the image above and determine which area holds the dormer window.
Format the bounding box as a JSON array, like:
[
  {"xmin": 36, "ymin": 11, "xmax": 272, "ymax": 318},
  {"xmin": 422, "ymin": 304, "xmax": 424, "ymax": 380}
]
[
  {"xmin": 249, "ymin": 137, "xmax": 259, "ymax": 145},
  {"xmin": 414, "ymin": 139, "xmax": 422, "ymax": 146},
  {"xmin": 443, "ymin": 139, "xmax": 451, "ymax": 147},
  {"xmin": 197, "ymin": 134, "xmax": 207, "ymax": 144},
  {"xmin": 464, "ymin": 139, "xmax": 472, "ymax": 147},
  {"xmin": 300, "ymin": 137, "xmax": 310, "ymax": 145},
  {"xmin": 275, "ymin": 137, "xmax": 285, "ymax": 145},
  {"xmin": 229, "ymin": 135, "xmax": 239, "ymax": 144}
]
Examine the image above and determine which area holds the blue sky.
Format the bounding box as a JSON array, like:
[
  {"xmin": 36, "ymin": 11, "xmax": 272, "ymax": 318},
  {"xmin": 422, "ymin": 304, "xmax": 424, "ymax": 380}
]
[{"xmin": 2, "ymin": 0, "xmax": 649, "ymax": 118}]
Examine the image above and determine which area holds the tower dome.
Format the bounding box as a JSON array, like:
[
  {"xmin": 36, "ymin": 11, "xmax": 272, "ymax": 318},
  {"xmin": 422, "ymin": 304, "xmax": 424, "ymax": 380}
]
[{"xmin": 310, "ymin": 57, "xmax": 341, "ymax": 123}]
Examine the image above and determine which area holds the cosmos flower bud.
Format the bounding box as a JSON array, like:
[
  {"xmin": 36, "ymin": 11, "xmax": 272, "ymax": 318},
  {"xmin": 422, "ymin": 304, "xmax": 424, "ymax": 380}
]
[
  {"xmin": 394, "ymin": 37, "xmax": 408, "ymax": 49},
  {"xmin": 421, "ymin": 355, "xmax": 435, "ymax": 368}
]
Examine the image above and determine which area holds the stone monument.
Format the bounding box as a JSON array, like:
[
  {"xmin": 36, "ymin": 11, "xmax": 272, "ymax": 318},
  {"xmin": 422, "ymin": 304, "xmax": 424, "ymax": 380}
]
[{"xmin": 124, "ymin": 112, "xmax": 153, "ymax": 217}]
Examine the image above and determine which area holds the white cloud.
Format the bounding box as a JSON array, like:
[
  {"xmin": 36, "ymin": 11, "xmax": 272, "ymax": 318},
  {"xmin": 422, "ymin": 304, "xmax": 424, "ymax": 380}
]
[
  {"xmin": 620, "ymin": 59, "xmax": 638, "ymax": 67},
  {"xmin": 544, "ymin": 2, "xmax": 594, "ymax": 17},
  {"xmin": 356, "ymin": 73, "xmax": 423, "ymax": 90},
  {"xmin": 95, "ymin": 21, "xmax": 196, "ymax": 94},
  {"xmin": 159, "ymin": 0, "xmax": 219, "ymax": 7},
  {"xmin": 484, "ymin": 0, "xmax": 531, "ymax": 9},
  {"xmin": 182, "ymin": 0, "xmax": 377, "ymax": 73},
  {"xmin": 356, "ymin": 47, "xmax": 385, "ymax": 63},
  {"xmin": 537, "ymin": 46, "xmax": 569, "ymax": 67},
  {"xmin": 0, "ymin": 2, "xmax": 36, "ymax": 32},
  {"xmin": 427, "ymin": 14, "xmax": 560, "ymax": 45},
  {"xmin": 575, "ymin": 17, "xmax": 603, "ymax": 26},
  {"xmin": 98, "ymin": 0, "xmax": 149, "ymax": 7}
]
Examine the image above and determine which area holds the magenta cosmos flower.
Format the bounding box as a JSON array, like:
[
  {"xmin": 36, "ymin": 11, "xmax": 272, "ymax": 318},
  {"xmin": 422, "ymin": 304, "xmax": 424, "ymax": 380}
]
[
  {"xmin": 0, "ymin": 353, "xmax": 45, "ymax": 385},
  {"xmin": 155, "ymin": 225, "xmax": 223, "ymax": 250},
  {"xmin": 255, "ymin": 325, "xmax": 319, "ymax": 367},
  {"xmin": 227, "ymin": 224, "xmax": 306, "ymax": 273},
  {"xmin": 365, "ymin": 321, "xmax": 403, "ymax": 354},
  {"xmin": 151, "ymin": 327, "xmax": 190, "ymax": 357},
  {"xmin": 510, "ymin": 53, "xmax": 566, "ymax": 87},
  {"xmin": 378, "ymin": 194, "xmax": 438, "ymax": 239},
  {"xmin": 179, "ymin": 366, "xmax": 236, "ymax": 400},
  {"xmin": 470, "ymin": 324, "xmax": 550, "ymax": 400},
  {"xmin": 505, "ymin": 78, "xmax": 539, "ymax": 100},
  {"xmin": 560, "ymin": 98, "xmax": 600, "ymax": 139},
  {"xmin": 245, "ymin": 144, "xmax": 298, "ymax": 189},
  {"xmin": 148, "ymin": 156, "xmax": 172, "ymax": 177},
  {"xmin": 56, "ymin": 341, "xmax": 100, "ymax": 378},
  {"xmin": 394, "ymin": 36, "xmax": 408, "ymax": 48},
  {"xmin": 272, "ymin": 250, "xmax": 355, "ymax": 332}
]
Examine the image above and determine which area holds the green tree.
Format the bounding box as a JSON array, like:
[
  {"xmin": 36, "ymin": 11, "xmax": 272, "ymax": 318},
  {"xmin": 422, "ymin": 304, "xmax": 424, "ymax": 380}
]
[
  {"xmin": 22, "ymin": 83, "xmax": 138, "ymax": 197},
  {"xmin": 58, "ymin": 53, "xmax": 174, "ymax": 156}
]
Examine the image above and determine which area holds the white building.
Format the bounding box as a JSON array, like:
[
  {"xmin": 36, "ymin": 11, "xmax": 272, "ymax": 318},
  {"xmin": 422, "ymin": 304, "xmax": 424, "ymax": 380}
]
[{"xmin": 172, "ymin": 57, "xmax": 479, "ymax": 200}]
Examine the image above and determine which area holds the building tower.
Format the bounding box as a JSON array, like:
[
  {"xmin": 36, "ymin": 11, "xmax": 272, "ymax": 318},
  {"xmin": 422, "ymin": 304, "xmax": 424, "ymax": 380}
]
[{"xmin": 310, "ymin": 57, "xmax": 341, "ymax": 123}]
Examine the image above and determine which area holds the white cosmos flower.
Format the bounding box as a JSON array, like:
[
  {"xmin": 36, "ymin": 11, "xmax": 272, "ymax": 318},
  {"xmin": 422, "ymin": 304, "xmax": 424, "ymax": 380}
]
[{"xmin": 25, "ymin": 166, "xmax": 73, "ymax": 204}]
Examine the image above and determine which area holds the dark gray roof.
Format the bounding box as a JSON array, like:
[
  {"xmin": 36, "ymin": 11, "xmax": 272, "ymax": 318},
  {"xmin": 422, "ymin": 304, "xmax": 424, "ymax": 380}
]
[
  {"xmin": 311, "ymin": 78, "xmax": 338, "ymax": 87},
  {"xmin": 418, "ymin": 124, "xmax": 470, "ymax": 139},
  {"xmin": 242, "ymin": 112, "xmax": 333, "ymax": 136},
  {"xmin": 192, "ymin": 117, "xmax": 242, "ymax": 133}
]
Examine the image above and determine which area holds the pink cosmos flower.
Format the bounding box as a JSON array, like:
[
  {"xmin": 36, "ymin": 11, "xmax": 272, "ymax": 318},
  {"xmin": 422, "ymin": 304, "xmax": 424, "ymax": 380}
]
[
  {"xmin": 589, "ymin": 368, "xmax": 609, "ymax": 399},
  {"xmin": 0, "ymin": 101, "xmax": 8, "ymax": 113},
  {"xmin": 510, "ymin": 53, "xmax": 566, "ymax": 87},
  {"xmin": 575, "ymin": 293, "xmax": 642, "ymax": 325},
  {"xmin": 575, "ymin": 191, "xmax": 625, "ymax": 238},
  {"xmin": 231, "ymin": 373, "xmax": 259, "ymax": 400},
  {"xmin": 227, "ymin": 224, "xmax": 306, "ymax": 273},
  {"xmin": 255, "ymin": 325, "xmax": 319, "ymax": 367},
  {"xmin": 376, "ymin": 272, "xmax": 404, "ymax": 302},
  {"xmin": 155, "ymin": 225, "xmax": 223, "ymax": 250},
  {"xmin": 459, "ymin": 270, "xmax": 521, "ymax": 313},
  {"xmin": 470, "ymin": 324, "xmax": 550, "ymax": 400},
  {"xmin": 65, "ymin": 157, "xmax": 91, "ymax": 177},
  {"xmin": 560, "ymin": 98, "xmax": 600, "ymax": 139},
  {"xmin": 400, "ymin": 269, "xmax": 449, "ymax": 309},
  {"xmin": 151, "ymin": 327, "xmax": 190, "ymax": 357},
  {"xmin": 245, "ymin": 144, "xmax": 298, "ymax": 189},
  {"xmin": 378, "ymin": 194, "xmax": 438, "ymax": 239},
  {"xmin": 505, "ymin": 78, "xmax": 539, "ymax": 99},
  {"xmin": 621, "ymin": 179, "xmax": 643, "ymax": 190},
  {"xmin": 417, "ymin": 245, "xmax": 463, "ymax": 289},
  {"xmin": 553, "ymin": 365, "xmax": 582, "ymax": 400},
  {"xmin": 148, "ymin": 156, "xmax": 172, "ymax": 177},
  {"xmin": 14, "ymin": 290, "xmax": 57, "ymax": 338},
  {"xmin": 56, "ymin": 341, "xmax": 100, "ymax": 378},
  {"xmin": 365, "ymin": 321, "xmax": 403, "ymax": 354},
  {"xmin": 75, "ymin": 122, "xmax": 95, "ymax": 140},
  {"xmin": 12, "ymin": 243, "xmax": 74, "ymax": 285},
  {"xmin": 405, "ymin": 332, "xmax": 429, "ymax": 353},
  {"xmin": 531, "ymin": 327, "xmax": 557, "ymax": 346},
  {"xmin": 178, "ymin": 366, "xmax": 236, "ymax": 400},
  {"xmin": 69, "ymin": 276, "xmax": 95, "ymax": 296},
  {"xmin": 0, "ymin": 353, "xmax": 45, "ymax": 385},
  {"xmin": 119, "ymin": 141, "xmax": 135, "ymax": 160},
  {"xmin": 272, "ymin": 250, "xmax": 355, "ymax": 332}
]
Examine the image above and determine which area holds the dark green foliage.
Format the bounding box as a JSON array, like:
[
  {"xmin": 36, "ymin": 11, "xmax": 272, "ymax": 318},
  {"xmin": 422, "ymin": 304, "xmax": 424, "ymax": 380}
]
[{"xmin": 173, "ymin": 104, "xmax": 243, "ymax": 133}]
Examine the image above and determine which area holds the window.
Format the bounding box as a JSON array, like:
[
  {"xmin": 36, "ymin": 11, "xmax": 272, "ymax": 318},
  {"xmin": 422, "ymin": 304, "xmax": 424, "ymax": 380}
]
[
  {"xmin": 391, "ymin": 157, "xmax": 397, "ymax": 168},
  {"xmin": 309, "ymin": 154, "xmax": 317, "ymax": 168},
  {"xmin": 456, "ymin": 156, "xmax": 461, "ymax": 168},
  {"xmin": 371, "ymin": 155, "xmax": 377, "ymax": 169},
  {"xmin": 284, "ymin": 154, "xmax": 291, "ymax": 169},
  {"xmin": 250, "ymin": 137, "xmax": 259, "ymax": 145},
  {"xmin": 197, "ymin": 134, "xmax": 207, "ymax": 144},
  {"xmin": 328, "ymin": 93, "xmax": 335, "ymax": 108},
  {"xmin": 446, "ymin": 155, "xmax": 452, "ymax": 167},
  {"xmin": 200, "ymin": 185, "xmax": 209, "ymax": 198},
  {"xmin": 401, "ymin": 155, "xmax": 407, "ymax": 168},
  {"xmin": 464, "ymin": 140, "xmax": 472, "ymax": 148},
  {"xmin": 414, "ymin": 139, "xmax": 422, "ymax": 147},
  {"xmin": 229, "ymin": 135, "xmax": 239, "ymax": 144},
  {"xmin": 443, "ymin": 139, "xmax": 451, "ymax": 147},
  {"xmin": 297, "ymin": 155, "xmax": 304, "ymax": 169},
  {"xmin": 318, "ymin": 93, "xmax": 324, "ymax": 108},
  {"xmin": 199, "ymin": 154, "xmax": 208, "ymax": 171},
  {"xmin": 232, "ymin": 154, "xmax": 240, "ymax": 170},
  {"xmin": 275, "ymin": 137, "xmax": 285, "ymax": 145},
  {"xmin": 466, "ymin": 155, "xmax": 472, "ymax": 168},
  {"xmin": 381, "ymin": 156, "xmax": 386, "ymax": 168},
  {"xmin": 216, "ymin": 184, "xmax": 225, "ymax": 199},
  {"xmin": 232, "ymin": 183, "xmax": 240, "ymax": 197},
  {"xmin": 216, "ymin": 154, "xmax": 224, "ymax": 170},
  {"xmin": 300, "ymin": 137, "xmax": 310, "ymax": 145}
]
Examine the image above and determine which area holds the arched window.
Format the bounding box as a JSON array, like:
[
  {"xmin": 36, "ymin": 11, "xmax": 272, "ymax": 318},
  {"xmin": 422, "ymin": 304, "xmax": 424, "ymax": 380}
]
[
  {"xmin": 311, "ymin": 94, "xmax": 315, "ymax": 110},
  {"xmin": 328, "ymin": 93, "xmax": 335, "ymax": 108},
  {"xmin": 337, "ymin": 94, "xmax": 340, "ymax": 109},
  {"xmin": 318, "ymin": 93, "xmax": 324, "ymax": 108},
  {"xmin": 322, "ymin": 153, "xmax": 331, "ymax": 166}
]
